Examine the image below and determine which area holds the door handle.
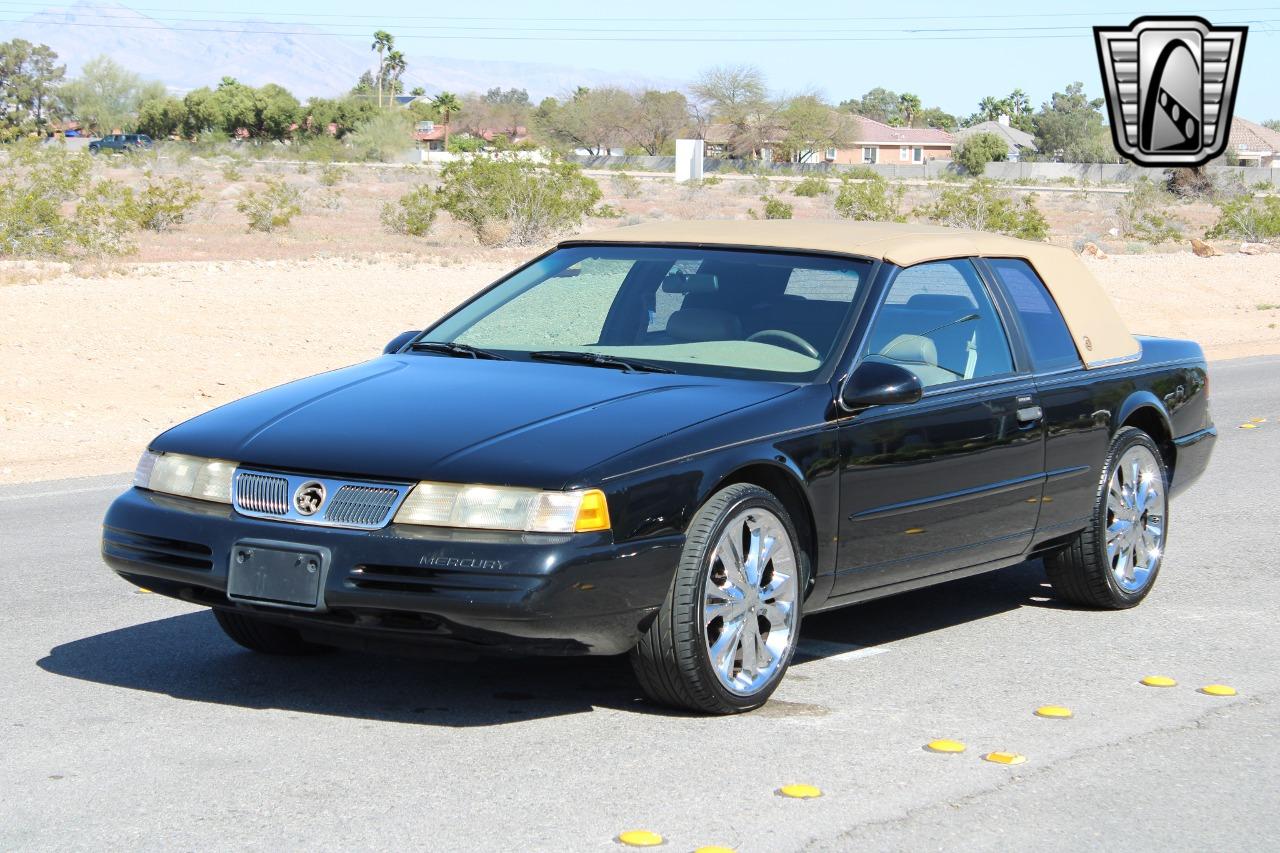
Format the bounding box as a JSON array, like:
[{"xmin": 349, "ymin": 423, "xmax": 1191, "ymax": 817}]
[{"xmin": 1017, "ymin": 404, "xmax": 1043, "ymax": 424}]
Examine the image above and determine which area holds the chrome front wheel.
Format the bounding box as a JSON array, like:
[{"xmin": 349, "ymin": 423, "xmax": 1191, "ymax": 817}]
[
  {"xmin": 1106, "ymin": 444, "xmax": 1166, "ymax": 593},
  {"xmin": 703, "ymin": 507, "xmax": 799, "ymax": 696}
]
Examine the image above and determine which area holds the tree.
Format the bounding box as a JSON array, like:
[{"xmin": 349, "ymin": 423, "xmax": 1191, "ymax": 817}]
[
  {"xmin": 954, "ymin": 131, "xmax": 1008, "ymax": 175},
  {"xmin": 1033, "ymin": 82, "xmax": 1118, "ymax": 163},
  {"xmin": 410, "ymin": 86, "xmax": 426, "ymax": 97},
  {"xmin": 303, "ymin": 95, "xmax": 378, "ymax": 137},
  {"xmin": 1263, "ymin": 119, "xmax": 1280, "ymax": 133},
  {"xmin": 252, "ymin": 83, "xmax": 300, "ymax": 140},
  {"xmin": 473, "ymin": 87, "xmax": 531, "ymax": 137},
  {"xmin": 370, "ymin": 30, "xmax": 394, "ymax": 108},
  {"xmin": 966, "ymin": 89, "xmax": 1035, "ymax": 132},
  {"xmin": 897, "ymin": 93, "xmax": 921, "ymax": 128},
  {"xmin": 840, "ymin": 87, "xmax": 901, "ymax": 124},
  {"xmin": 136, "ymin": 94, "xmax": 186, "ymax": 139},
  {"xmin": 430, "ymin": 91, "xmax": 462, "ymax": 148},
  {"xmin": 776, "ymin": 94, "xmax": 853, "ymax": 162},
  {"xmin": 58, "ymin": 56, "xmax": 159, "ymax": 134},
  {"xmin": 626, "ymin": 89, "xmax": 688, "ymax": 155},
  {"xmin": 533, "ymin": 87, "xmax": 631, "ymax": 155},
  {"xmin": 0, "ymin": 39, "xmax": 66, "ymax": 129},
  {"xmin": 384, "ymin": 50, "xmax": 407, "ymax": 100},
  {"xmin": 690, "ymin": 64, "xmax": 772, "ymax": 155},
  {"xmin": 915, "ymin": 107, "xmax": 958, "ymax": 131}
]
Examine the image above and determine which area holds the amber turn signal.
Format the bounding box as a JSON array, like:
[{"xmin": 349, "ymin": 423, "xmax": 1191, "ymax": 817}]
[{"xmin": 574, "ymin": 489, "xmax": 611, "ymax": 532}]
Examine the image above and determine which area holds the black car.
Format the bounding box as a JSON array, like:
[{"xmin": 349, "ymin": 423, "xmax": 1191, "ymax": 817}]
[
  {"xmin": 88, "ymin": 133, "xmax": 153, "ymax": 154},
  {"xmin": 102, "ymin": 221, "xmax": 1216, "ymax": 714}
]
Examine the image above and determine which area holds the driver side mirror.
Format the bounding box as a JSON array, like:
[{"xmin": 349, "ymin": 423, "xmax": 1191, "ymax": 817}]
[
  {"xmin": 840, "ymin": 361, "xmax": 923, "ymax": 413},
  {"xmin": 383, "ymin": 330, "xmax": 421, "ymax": 355}
]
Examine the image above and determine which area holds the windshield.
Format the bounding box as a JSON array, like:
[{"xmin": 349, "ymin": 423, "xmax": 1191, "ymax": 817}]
[{"xmin": 420, "ymin": 246, "xmax": 873, "ymax": 380}]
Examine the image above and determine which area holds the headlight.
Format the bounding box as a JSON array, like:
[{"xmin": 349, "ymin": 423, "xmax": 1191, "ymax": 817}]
[
  {"xmin": 134, "ymin": 451, "xmax": 237, "ymax": 504},
  {"xmin": 394, "ymin": 482, "xmax": 610, "ymax": 533}
]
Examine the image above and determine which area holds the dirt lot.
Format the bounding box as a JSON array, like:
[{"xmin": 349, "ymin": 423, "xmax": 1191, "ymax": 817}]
[{"xmin": 2, "ymin": 158, "xmax": 1278, "ymax": 485}]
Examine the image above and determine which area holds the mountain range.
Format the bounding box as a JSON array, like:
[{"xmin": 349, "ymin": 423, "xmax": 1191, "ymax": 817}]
[{"xmin": 5, "ymin": 0, "xmax": 672, "ymax": 99}]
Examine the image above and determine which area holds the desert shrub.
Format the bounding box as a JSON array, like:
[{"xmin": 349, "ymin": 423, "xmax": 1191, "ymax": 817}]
[
  {"xmin": 700, "ymin": 175, "xmax": 722, "ymax": 186},
  {"xmin": 220, "ymin": 159, "xmax": 245, "ymax": 181},
  {"xmin": 954, "ymin": 132, "xmax": 1008, "ymax": 176},
  {"xmin": 611, "ymin": 172, "xmax": 642, "ymax": 198},
  {"xmin": 1206, "ymin": 194, "xmax": 1280, "ymax": 242},
  {"xmin": 838, "ymin": 166, "xmax": 879, "ymax": 181},
  {"xmin": 833, "ymin": 173, "xmax": 906, "ymax": 222},
  {"xmin": 125, "ymin": 172, "xmax": 203, "ymax": 232},
  {"xmin": 313, "ymin": 188, "xmax": 344, "ymax": 211},
  {"xmin": 438, "ymin": 154, "xmax": 602, "ymax": 246},
  {"xmin": 380, "ymin": 185, "xmax": 440, "ymax": 236},
  {"xmin": 0, "ymin": 143, "xmax": 132, "ymax": 257},
  {"xmin": 1114, "ymin": 178, "xmax": 1183, "ymax": 243},
  {"xmin": 592, "ymin": 203, "xmax": 624, "ymax": 219},
  {"xmin": 917, "ymin": 179, "xmax": 1048, "ymax": 239},
  {"xmin": 792, "ymin": 175, "xmax": 829, "ymax": 197},
  {"xmin": 318, "ymin": 162, "xmax": 350, "ymax": 187},
  {"xmin": 236, "ymin": 178, "xmax": 303, "ymax": 232},
  {"xmin": 348, "ymin": 111, "xmax": 415, "ymax": 162},
  {"xmin": 762, "ymin": 195, "xmax": 793, "ymax": 219},
  {"xmin": 1165, "ymin": 166, "xmax": 1216, "ymax": 199}
]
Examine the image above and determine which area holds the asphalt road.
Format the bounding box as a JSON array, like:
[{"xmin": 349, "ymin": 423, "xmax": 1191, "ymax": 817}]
[{"xmin": 2, "ymin": 356, "xmax": 1277, "ymax": 852}]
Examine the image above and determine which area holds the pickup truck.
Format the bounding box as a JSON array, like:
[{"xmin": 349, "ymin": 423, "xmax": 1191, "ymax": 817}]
[{"xmin": 88, "ymin": 133, "xmax": 153, "ymax": 154}]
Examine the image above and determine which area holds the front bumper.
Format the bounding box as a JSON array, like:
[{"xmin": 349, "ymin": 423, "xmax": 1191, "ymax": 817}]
[{"xmin": 102, "ymin": 488, "xmax": 682, "ymax": 656}]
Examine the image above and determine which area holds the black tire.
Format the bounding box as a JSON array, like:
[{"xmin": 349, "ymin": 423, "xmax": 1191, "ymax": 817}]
[
  {"xmin": 1045, "ymin": 427, "xmax": 1169, "ymax": 609},
  {"xmin": 213, "ymin": 609, "xmax": 329, "ymax": 655},
  {"xmin": 629, "ymin": 483, "xmax": 807, "ymax": 714}
]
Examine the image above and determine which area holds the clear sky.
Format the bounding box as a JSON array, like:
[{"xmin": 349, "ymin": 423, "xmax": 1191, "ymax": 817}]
[{"xmin": 13, "ymin": 0, "xmax": 1280, "ymax": 120}]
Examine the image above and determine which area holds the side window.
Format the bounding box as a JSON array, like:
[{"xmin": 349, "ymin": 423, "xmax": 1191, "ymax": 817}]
[
  {"xmin": 987, "ymin": 258, "xmax": 1082, "ymax": 372},
  {"xmin": 864, "ymin": 259, "xmax": 1013, "ymax": 388}
]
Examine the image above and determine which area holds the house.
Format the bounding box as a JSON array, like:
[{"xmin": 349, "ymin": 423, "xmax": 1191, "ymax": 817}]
[
  {"xmin": 1227, "ymin": 117, "xmax": 1280, "ymax": 166},
  {"xmin": 412, "ymin": 122, "xmax": 530, "ymax": 151},
  {"xmin": 955, "ymin": 115, "xmax": 1037, "ymax": 161},
  {"xmin": 823, "ymin": 117, "xmax": 954, "ymax": 165}
]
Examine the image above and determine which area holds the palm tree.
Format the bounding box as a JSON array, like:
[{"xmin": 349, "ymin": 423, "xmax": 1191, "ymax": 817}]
[
  {"xmin": 370, "ymin": 30, "xmax": 394, "ymax": 108},
  {"xmin": 384, "ymin": 50, "xmax": 407, "ymax": 103},
  {"xmin": 431, "ymin": 91, "xmax": 462, "ymax": 148},
  {"xmin": 898, "ymin": 93, "xmax": 921, "ymax": 128}
]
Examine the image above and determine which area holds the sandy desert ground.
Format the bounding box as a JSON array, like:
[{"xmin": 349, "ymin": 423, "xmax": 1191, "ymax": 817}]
[{"xmin": 2, "ymin": 158, "xmax": 1278, "ymax": 484}]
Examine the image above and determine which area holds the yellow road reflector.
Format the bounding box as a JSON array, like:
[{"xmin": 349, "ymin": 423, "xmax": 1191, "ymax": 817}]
[
  {"xmin": 135, "ymin": 588, "xmax": 153, "ymax": 594},
  {"xmin": 925, "ymin": 739, "xmax": 966, "ymax": 754},
  {"xmin": 694, "ymin": 847, "xmax": 736, "ymax": 853},
  {"xmin": 1253, "ymin": 417, "xmax": 1267, "ymax": 423},
  {"xmin": 1140, "ymin": 675, "xmax": 1177, "ymax": 687},
  {"xmin": 777, "ymin": 784, "xmax": 823, "ymax": 799},
  {"xmin": 1199, "ymin": 684, "xmax": 1237, "ymax": 697},
  {"xmin": 616, "ymin": 830, "xmax": 664, "ymax": 847},
  {"xmin": 983, "ymin": 751, "xmax": 1027, "ymax": 766},
  {"xmin": 904, "ymin": 527, "xmax": 926, "ymax": 535},
  {"xmin": 1035, "ymin": 705, "xmax": 1073, "ymax": 719},
  {"xmin": 1239, "ymin": 423, "xmax": 1259, "ymax": 429}
]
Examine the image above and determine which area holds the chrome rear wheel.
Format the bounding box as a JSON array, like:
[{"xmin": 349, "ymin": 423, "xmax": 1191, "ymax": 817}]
[{"xmin": 1106, "ymin": 444, "xmax": 1166, "ymax": 593}]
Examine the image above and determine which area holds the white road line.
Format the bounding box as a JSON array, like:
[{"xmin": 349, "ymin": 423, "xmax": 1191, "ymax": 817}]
[
  {"xmin": 795, "ymin": 638, "xmax": 889, "ymax": 663},
  {"xmin": 0, "ymin": 483, "xmax": 127, "ymax": 502}
]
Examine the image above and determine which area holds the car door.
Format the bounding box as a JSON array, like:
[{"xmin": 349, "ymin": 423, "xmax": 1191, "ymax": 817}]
[{"xmin": 831, "ymin": 258, "xmax": 1045, "ymax": 597}]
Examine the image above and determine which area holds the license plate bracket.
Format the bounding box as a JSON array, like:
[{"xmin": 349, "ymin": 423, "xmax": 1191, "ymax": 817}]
[{"xmin": 226, "ymin": 539, "xmax": 331, "ymax": 610}]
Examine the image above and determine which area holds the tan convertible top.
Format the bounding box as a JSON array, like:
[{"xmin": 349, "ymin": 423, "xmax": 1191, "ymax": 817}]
[{"xmin": 568, "ymin": 220, "xmax": 1139, "ymax": 368}]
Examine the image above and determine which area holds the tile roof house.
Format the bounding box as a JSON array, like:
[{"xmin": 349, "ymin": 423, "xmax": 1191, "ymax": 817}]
[
  {"xmin": 412, "ymin": 121, "xmax": 529, "ymax": 151},
  {"xmin": 1227, "ymin": 117, "xmax": 1280, "ymax": 166},
  {"xmin": 955, "ymin": 116, "xmax": 1038, "ymax": 161},
  {"xmin": 823, "ymin": 117, "xmax": 954, "ymax": 165}
]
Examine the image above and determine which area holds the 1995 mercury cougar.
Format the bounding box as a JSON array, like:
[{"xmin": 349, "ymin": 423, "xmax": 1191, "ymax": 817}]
[{"xmin": 103, "ymin": 221, "xmax": 1216, "ymax": 714}]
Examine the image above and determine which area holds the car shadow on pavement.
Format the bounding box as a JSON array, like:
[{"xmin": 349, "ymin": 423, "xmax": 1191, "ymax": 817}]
[{"xmin": 38, "ymin": 559, "xmax": 1056, "ymax": 726}]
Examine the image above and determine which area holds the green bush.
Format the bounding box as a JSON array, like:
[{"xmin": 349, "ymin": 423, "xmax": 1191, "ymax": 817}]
[
  {"xmin": 762, "ymin": 195, "xmax": 793, "ymax": 219},
  {"xmin": 0, "ymin": 143, "xmax": 133, "ymax": 257},
  {"xmin": 917, "ymin": 179, "xmax": 1048, "ymax": 239},
  {"xmin": 220, "ymin": 159, "xmax": 245, "ymax": 182},
  {"xmin": 1206, "ymin": 194, "xmax": 1280, "ymax": 242},
  {"xmin": 953, "ymin": 132, "xmax": 1008, "ymax": 176},
  {"xmin": 611, "ymin": 172, "xmax": 642, "ymax": 198},
  {"xmin": 236, "ymin": 178, "xmax": 302, "ymax": 232},
  {"xmin": 380, "ymin": 185, "xmax": 440, "ymax": 236},
  {"xmin": 347, "ymin": 111, "xmax": 414, "ymax": 162},
  {"xmin": 318, "ymin": 162, "xmax": 350, "ymax": 187},
  {"xmin": 1114, "ymin": 178, "xmax": 1183, "ymax": 243},
  {"xmin": 833, "ymin": 173, "xmax": 906, "ymax": 222},
  {"xmin": 124, "ymin": 172, "xmax": 203, "ymax": 232},
  {"xmin": 700, "ymin": 175, "xmax": 723, "ymax": 187},
  {"xmin": 792, "ymin": 175, "xmax": 829, "ymax": 197},
  {"xmin": 438, "ymin": 154, "xmax": 602, "ymax": 246},
  {"xmin": 592, "ymin": 203, "xmax": 624, "ymax": 219}
]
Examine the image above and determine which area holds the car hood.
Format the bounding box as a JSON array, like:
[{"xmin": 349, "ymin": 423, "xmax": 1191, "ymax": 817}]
[{"xmin": 152, "ymin": 355, "xmax": 797, "ymax": 488}]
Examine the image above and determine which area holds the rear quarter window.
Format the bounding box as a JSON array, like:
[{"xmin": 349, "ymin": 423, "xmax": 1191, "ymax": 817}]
[{"xmin": 987, "ymin": 258, "xmax": 1082, "ymax": 372}]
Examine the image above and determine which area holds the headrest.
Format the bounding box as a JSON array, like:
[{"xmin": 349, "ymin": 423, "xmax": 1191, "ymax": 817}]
[
  {"xmin": 905, "ymin": 293, "xmax": 975, "ymax": 313},
  {"xmin": 661, "ymin": 272, "xmax": 720, "ymax": 294},
  {"xmin": 880, "ymin": 334, "xmax": 938, "ymax": 366},
  {"xmin": 665, "ymin": 307, "xmax": 743, "ymax": 342}
]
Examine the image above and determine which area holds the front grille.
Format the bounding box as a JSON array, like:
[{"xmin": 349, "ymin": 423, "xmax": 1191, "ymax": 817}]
[
  {"xmin": 235, "ymin": 472, "xmax": 289, "ymax": 516},
  {"xmin": 324, "ymin": 485, "xmax": 400, "ymax": 527},
  {"xmin": 103, "ymin": 526, "xmax": 214, "ymax": 571}
]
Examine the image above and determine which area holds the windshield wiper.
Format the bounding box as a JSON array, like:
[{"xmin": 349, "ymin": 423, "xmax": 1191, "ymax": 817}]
[
  {"xmin": 529, "ymin": 350, "xmax": 675, "ymax": 374},
  {"xmin": 408, "ymin": 340, "xmax": 508, "ymax": 360}
]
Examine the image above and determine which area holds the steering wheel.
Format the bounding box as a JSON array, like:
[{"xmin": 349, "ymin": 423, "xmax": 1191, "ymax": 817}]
[{"xmin": 746, "ymin": 329, "xmax": 820, "ymax": 359}]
